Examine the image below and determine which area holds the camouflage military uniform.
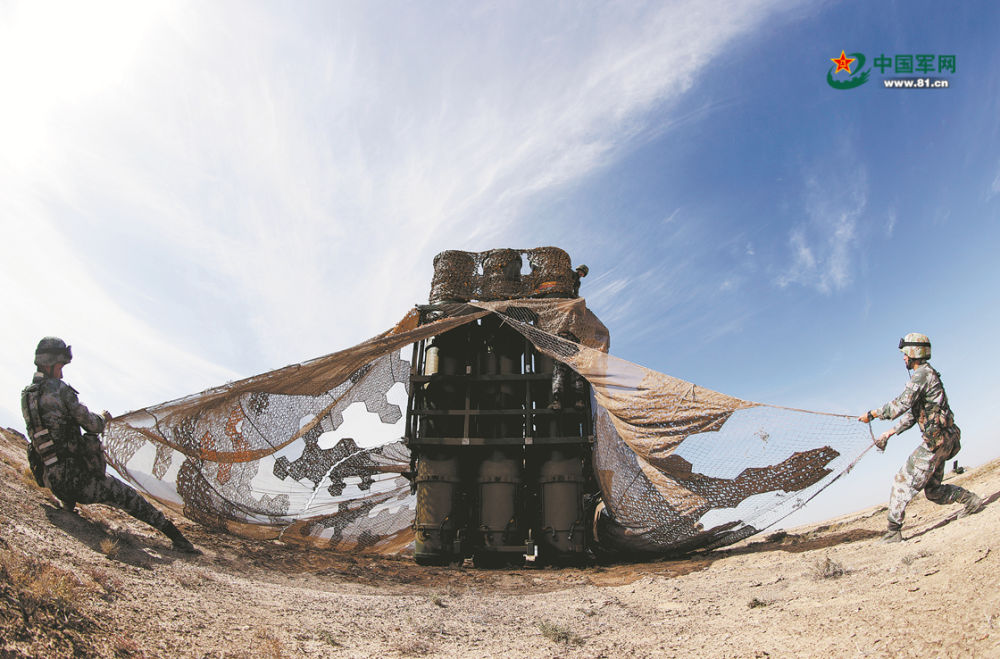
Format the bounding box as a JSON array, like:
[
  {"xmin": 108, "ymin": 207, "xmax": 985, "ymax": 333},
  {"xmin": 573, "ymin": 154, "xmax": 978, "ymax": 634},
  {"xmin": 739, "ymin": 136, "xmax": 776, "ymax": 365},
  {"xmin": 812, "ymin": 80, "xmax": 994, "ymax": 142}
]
[
  {"xmin": 876, "ymin": 363, "xmax": 976, "ymax": 532},
  {"xmin": 21, "ymin": 372, "xmax": 173, "ymax": 534}
]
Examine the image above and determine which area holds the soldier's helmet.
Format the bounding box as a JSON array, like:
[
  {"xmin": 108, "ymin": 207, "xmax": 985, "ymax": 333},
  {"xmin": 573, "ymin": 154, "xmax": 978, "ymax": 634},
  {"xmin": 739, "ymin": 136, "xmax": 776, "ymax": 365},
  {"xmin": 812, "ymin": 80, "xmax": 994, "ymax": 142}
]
[
  {"xmin": 575, "ymin": 265, "xmax": 589, "ymax": 276},
  {"xmin": 898, "ymin": 332, "xmax": 931, "ymax": 360},
  {"xmin": 34, "ymin": 336, "xmax": 73, "ymax": 367}
]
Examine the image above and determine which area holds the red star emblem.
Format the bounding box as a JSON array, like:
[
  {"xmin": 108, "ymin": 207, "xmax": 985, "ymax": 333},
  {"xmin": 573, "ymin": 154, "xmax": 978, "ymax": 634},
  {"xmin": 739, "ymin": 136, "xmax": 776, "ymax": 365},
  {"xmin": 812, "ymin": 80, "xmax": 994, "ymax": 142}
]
[{"xmin": 831, "ymin": 50, "xmax": 855, "ymax": 74}]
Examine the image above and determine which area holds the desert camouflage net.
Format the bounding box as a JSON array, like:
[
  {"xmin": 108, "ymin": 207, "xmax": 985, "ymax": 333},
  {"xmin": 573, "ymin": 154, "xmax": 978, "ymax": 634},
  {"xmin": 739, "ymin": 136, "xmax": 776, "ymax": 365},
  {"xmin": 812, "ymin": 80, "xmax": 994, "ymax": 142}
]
[
  {"xmin": 104, "ymin": 301, "xmax": 873, "ymax": 554},
  {"xmin": 497, "ymin": 314, "xmax": 873, "ymax": 552},
  {"xmin": 429, "ymin": 247, "xmax": 579, "ymax": 302}
]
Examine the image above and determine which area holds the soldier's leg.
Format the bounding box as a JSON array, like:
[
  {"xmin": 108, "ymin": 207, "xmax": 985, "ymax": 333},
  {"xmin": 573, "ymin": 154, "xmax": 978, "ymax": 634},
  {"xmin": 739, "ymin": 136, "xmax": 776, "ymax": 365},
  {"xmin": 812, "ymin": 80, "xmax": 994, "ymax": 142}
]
[
  {"xmin": 886, "ymin": 444, "xmax": 938, "ymax": 532},
  {"xmin": 80, "ymin": 475, "xmax": 170, "ymax": 531},
  {"xmin": 550, "ymin": 361, "xmax": 569, "ymax": 409},
  {"xmin": 570, "ymin": 370, "xmax": 587, "ymax": 409},
  {"xmin": 923, "ymin": 452, "xmax": 968, "ymax": 505},
  {"xmin": 43, "ymin": 465, "xmax": 83, "ymax": 514},
  {"xmin": 923, "ymin": 431, "xmax": 981, "ymax": 514},
  {"xmin": 80, "ymin": 476, "xmax": 197, "ymax": 551}
]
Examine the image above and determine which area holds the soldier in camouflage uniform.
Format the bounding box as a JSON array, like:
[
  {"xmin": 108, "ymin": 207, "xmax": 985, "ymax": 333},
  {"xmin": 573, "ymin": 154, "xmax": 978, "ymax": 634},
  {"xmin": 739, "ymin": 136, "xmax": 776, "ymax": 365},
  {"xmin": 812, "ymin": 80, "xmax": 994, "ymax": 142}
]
[
  {"xmin": 572, "ymin": 264, "xmax": 588, "ymax": 298},
  {"xmin": 859, "ymin": 333, "xmax": 983, "ymax": 543},
  {"xmin": 549, "ymin": 264, "xmax": 588, "ymax": 409},
  {"xmin": 21, "ymin": 337, "xmax": 198, "ymax": 553}
]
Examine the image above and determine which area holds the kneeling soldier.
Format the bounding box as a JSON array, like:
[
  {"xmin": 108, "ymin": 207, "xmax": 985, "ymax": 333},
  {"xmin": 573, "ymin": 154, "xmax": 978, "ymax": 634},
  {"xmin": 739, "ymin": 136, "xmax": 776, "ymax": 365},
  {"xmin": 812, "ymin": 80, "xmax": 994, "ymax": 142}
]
[{"xmin": 21, "ymin": 337, "xmax": 197, "ymax": 553}]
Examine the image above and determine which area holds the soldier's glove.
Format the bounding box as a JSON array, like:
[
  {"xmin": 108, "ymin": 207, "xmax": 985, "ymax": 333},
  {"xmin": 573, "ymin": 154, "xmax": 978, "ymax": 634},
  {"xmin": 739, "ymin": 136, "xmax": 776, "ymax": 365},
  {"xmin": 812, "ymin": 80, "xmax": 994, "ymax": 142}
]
[
  {"xmin": 874, "ymin": 430, "xmax": 892, "ymax": 451},
  {"xmin": 859, "ymin": 410, "xmax": 877, "ymax": 424}
]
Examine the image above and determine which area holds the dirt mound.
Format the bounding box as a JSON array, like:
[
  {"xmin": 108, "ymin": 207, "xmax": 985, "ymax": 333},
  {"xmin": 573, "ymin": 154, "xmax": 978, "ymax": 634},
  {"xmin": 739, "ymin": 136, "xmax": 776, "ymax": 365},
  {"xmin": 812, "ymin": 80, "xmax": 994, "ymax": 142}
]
[{"xmin": 2, "ymin": 426, "xmax": 999, "ymax": 657}]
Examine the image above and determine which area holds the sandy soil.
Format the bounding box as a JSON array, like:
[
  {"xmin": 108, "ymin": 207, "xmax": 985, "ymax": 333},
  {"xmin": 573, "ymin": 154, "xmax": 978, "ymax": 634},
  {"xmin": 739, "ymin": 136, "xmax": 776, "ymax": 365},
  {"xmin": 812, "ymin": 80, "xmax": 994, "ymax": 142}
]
[{"xmin": 2, "ymin": 426, "xmax": 998, "ymax": 658}]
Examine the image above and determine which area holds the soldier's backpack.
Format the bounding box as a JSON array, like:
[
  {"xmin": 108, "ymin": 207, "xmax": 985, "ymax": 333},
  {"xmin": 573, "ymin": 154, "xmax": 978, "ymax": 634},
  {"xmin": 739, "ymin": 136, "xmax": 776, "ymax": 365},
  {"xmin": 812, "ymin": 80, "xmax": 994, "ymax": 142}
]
[
  {"xmin": 22, "ymin": 382, "xmax": 61, "ymax": 477},
  {"xmin": 26, "ymin": 444, "xmax": 46, "ymax": 487}
]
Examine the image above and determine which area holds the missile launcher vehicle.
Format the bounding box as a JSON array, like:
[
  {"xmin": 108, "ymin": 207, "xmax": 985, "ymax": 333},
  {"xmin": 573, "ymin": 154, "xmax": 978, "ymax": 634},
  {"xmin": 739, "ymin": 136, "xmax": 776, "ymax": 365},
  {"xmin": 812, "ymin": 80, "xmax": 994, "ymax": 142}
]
[{"xmin": 404, "ymin": 247, "xmax": 598, "ymax": 566}]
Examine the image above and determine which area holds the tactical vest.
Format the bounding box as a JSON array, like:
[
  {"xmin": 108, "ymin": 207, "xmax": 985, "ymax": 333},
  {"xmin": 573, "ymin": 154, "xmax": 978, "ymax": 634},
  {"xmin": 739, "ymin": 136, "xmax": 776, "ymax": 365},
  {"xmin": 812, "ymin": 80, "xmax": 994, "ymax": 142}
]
[
  {"xmin": 915, "ymin": 367, "xmax": 954, "ymax": 433},
  {"xmin": 22, "ymin": 380, "xmax": 106, "ymax": 480}
]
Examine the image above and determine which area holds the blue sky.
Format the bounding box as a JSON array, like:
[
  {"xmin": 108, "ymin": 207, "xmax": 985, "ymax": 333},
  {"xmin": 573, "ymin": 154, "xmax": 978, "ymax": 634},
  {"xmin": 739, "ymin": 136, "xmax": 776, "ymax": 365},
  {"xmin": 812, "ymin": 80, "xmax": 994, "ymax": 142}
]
[{"xmin": 2, "ymin": 0, "xmax": 998, "ymax": 526}]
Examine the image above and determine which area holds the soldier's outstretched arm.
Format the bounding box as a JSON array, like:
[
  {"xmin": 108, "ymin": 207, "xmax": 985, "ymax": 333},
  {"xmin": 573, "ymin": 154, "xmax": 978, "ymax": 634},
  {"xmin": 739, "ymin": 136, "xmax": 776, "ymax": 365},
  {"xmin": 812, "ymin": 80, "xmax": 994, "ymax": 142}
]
[
  {"xmin": 59, "ymin": 385, "xmax": 106, "ymax": 434},
  {"xmin": 877, "ymin": 375, "xmax": 923, "ymax": 422},
  {"xmin": 891, "ymin": 408, "xmax": 916, "ymax": 435}
]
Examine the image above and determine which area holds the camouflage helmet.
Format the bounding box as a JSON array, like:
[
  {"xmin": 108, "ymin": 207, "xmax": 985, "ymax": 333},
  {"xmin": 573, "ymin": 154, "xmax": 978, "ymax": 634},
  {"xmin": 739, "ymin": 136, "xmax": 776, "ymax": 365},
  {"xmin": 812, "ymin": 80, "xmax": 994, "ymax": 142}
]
[
  {"xmin": 34, "ymin": 336, "xmax": 73, "ymax": 367},
  {"xmin": 575, "ymin": 264, "xmax": 589, "ymax": 277},
  {"xmin": 898, "ymin": 332, "xmax": 931, "ymax": 360}
]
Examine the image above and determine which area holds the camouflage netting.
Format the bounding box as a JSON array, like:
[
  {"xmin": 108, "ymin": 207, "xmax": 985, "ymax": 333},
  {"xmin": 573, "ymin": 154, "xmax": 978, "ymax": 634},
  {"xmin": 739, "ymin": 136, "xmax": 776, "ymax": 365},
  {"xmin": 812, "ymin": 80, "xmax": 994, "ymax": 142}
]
[
  {"xmin": 104, "ymin": 301, "xmax": 874, "ymax": 555},
  {"xmin": 501, "ymin": 317, "xmax": 873, "ymax": 552},
  {"xmin": 429, "ymin": 247, "xmax": 580, "ymax": 302}
]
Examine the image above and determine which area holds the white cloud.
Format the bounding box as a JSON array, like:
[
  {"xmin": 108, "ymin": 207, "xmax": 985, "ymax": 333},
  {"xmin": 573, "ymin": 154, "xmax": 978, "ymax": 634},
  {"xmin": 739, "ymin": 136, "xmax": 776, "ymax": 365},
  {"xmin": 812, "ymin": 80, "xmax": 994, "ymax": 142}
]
[
  {"xmin": 886, "ymin": 207, "xmax": 897, "ymax": 237},
  {"xmin": 776, "ymin": 154, "xmax": 867, "ymax": 294},
  {"xmin": 584, "ymin": 275, "xmax": 635, "ymax": 327},
  {"xmin": 0, "ymin": 0, "xmax": 798, "ymax": 427}
]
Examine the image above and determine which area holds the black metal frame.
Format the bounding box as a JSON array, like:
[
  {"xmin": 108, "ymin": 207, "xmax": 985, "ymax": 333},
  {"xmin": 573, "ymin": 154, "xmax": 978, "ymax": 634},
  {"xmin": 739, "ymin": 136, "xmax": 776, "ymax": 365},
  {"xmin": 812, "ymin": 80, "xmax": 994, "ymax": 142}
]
[{"xmin": 405, "ymin": 331, "xmax": 593, "ymax": 448}]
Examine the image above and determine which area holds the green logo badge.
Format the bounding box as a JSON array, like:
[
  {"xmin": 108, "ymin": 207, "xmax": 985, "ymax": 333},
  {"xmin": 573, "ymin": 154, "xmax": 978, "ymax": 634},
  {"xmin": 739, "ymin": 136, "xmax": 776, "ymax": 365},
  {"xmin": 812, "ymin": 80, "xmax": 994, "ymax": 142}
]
[{"xmin": 827, "ymin": 50, "xmax": 871, "ymax": 89}]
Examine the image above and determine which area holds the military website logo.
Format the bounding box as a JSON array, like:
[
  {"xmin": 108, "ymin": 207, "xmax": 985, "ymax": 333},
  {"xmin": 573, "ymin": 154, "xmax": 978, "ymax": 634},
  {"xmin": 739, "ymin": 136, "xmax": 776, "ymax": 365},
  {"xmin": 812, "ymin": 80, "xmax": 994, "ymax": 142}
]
[
  {"xmin": 827, "ymin": 50, "xmax": 955, "ymax": 90},
  {"xmin": 827, "ymin": 50, "xmax": 870, "ymax": 89}
]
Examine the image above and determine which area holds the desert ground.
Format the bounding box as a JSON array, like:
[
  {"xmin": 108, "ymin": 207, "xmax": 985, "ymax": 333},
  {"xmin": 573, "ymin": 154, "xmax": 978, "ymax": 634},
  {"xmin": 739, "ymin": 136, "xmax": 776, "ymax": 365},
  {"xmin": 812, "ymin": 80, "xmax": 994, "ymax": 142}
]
[{"xmin": 2, "ymin": 426, "xmax": 998, "ymax": 658}]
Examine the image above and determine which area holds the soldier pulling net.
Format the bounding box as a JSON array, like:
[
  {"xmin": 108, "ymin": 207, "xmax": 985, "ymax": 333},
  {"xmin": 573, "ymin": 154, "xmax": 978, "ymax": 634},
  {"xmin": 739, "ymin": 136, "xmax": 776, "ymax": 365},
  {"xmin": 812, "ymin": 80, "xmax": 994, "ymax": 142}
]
[{"xmin": 102, "ymin": 247, "xmax": 875, "ymax": 557}]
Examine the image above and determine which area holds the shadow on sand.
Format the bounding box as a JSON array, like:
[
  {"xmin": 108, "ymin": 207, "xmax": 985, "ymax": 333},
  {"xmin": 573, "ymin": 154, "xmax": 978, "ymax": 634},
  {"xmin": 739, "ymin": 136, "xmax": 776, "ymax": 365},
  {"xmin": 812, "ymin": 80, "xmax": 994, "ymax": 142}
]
[{"xmin": 42, "ymin": 503, "xmax": 177, "ymax": 569}]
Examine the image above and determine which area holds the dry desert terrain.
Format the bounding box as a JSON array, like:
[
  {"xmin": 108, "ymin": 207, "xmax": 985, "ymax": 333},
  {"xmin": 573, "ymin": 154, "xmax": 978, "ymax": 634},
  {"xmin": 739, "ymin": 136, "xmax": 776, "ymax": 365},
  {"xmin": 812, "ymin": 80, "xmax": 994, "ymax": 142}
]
[{"xmin": 2, "ymin": 427, "xmax": 998, "ymax": 658}]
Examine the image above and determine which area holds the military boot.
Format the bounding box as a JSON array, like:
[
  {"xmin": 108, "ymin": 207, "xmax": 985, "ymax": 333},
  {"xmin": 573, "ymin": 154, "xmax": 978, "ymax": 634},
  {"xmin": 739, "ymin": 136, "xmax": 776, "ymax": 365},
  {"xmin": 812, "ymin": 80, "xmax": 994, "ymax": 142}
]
[
  {"xmin": 879, "ymin": 529, "xmax": 902, "ymax": 544},
  {"xmin": 958, "ymin": 492, "xmax": 983, "ymax": 518},
  {"xmin": 162, "ymin": 520, "xmax": 199, "ymax": 554}
]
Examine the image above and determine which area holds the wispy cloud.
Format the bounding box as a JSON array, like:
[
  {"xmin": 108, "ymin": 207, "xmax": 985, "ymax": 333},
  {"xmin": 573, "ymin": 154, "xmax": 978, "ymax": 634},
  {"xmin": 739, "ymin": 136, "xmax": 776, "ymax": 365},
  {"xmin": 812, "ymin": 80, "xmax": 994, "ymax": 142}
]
[
  {"xmin": 776, "ymin": 152, "xmax": 867, "ymax": 294},
  {"xmin": 663, "ymin": 207, "xmax": 683, "ymax": 224},
  {"xmin": 719, "ymin": 277, "xmax": 740, "ymax": 292},
  {"xmin": 0, "ymin": 0, "xmax": 798, "ymax": 426}
]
